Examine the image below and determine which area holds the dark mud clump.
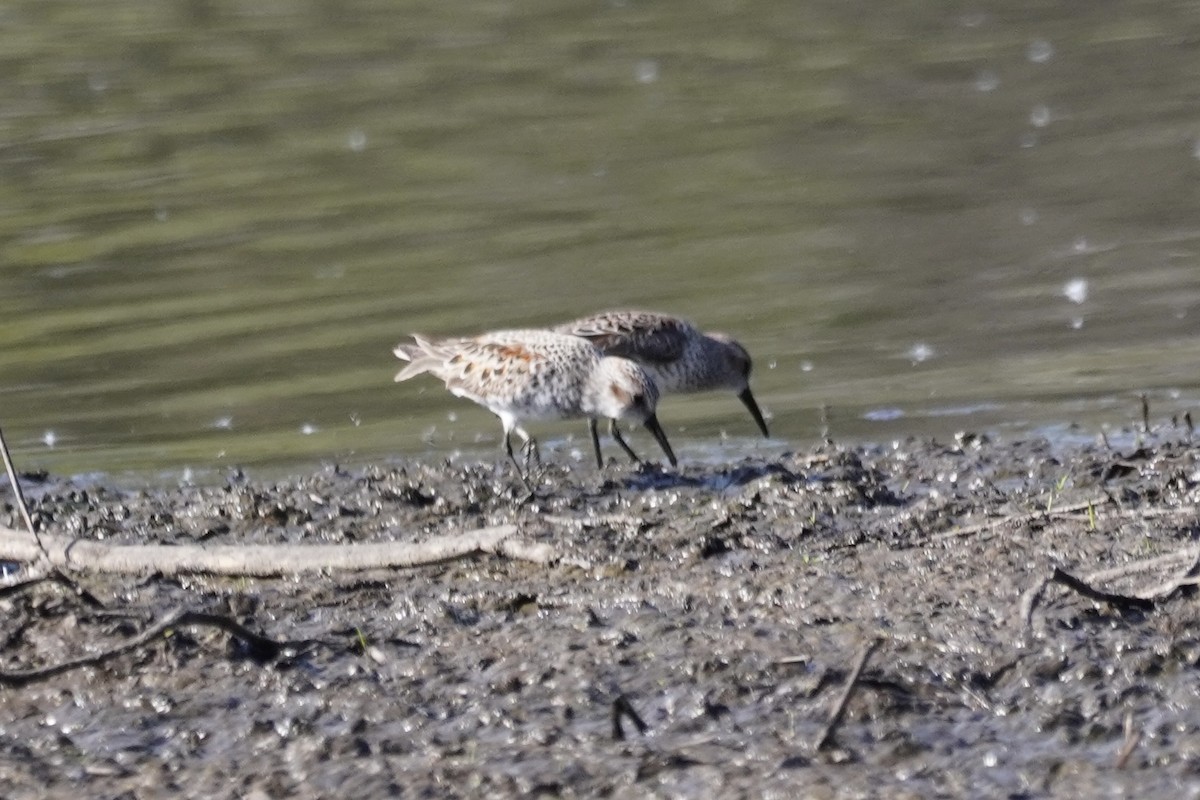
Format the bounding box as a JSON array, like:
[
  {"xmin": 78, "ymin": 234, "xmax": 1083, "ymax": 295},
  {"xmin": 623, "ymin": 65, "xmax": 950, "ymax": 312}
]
[{"xmin": 2, "ymin": 430, "xmax": 1200, "ymax": 798}]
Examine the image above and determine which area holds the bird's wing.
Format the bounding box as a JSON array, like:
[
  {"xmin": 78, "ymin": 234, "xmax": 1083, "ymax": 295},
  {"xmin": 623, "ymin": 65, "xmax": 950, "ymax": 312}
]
[
  {"xmin": 433, "ymin": 337, "xmax": 550, "ymax": 402},
  {"xmin": 557, "ymin": 311, "xmax": 690, "ymax": 365}
]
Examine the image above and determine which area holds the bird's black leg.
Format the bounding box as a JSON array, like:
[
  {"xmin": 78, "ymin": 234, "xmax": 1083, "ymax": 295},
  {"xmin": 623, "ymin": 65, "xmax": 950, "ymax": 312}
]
[
  {"xmin": 522, "ymin": 436, "xmax": 542, "ymax": 472},
  {"xmin": 609, "ymin": 420, "xmax": 642, "ymax": 464},
  {"xmin": 589, "ymin": 418, "xmax": 604, "ymax": 469},
  {"xmin": 504, "ymin": 430, "xmax": 536, "ymax": 496}
]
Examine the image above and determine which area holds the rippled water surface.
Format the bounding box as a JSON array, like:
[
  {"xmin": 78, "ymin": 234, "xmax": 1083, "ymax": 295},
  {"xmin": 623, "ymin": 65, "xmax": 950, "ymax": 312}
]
[{"xmin": 3, "ymin": 0, "xmax": 1200, "ymax": 479}]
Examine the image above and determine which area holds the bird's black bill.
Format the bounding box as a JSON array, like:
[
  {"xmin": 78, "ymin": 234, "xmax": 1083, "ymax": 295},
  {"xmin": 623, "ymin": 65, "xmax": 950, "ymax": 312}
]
[
  {"xmin": 738, "ymin": 387, "xmax": 770, "ymax": 438},
  {"xmin": 643, "ymin": 414, "xmax": 678, "ymax": 468}
]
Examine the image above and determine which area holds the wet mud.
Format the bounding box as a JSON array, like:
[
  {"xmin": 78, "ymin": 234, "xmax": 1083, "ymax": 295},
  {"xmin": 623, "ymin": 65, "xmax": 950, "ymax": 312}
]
[{"xmin": 2, "ymin": 426, "xmax": 1200, "ymax": 798}]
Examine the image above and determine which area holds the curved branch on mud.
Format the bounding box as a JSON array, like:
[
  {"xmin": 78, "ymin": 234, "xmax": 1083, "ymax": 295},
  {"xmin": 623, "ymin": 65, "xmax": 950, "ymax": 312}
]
[
  {"xmin": 0, "ymin": 523, "xmax": 523, "ymax": 577},
  {"xmin": 1050, "ymin": 567, "xmax": 1157, "ymax": 611},
  {"xmin": 0, "ymin": 608, "xmax": 311, "ymax": 688}
]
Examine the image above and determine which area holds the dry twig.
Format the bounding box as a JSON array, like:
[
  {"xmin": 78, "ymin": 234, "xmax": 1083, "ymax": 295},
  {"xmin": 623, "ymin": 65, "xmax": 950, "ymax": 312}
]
[
  {"xmin": 933, "ymin": 499, "xmax": 1108, "ymax": 543},
  {"xmin": 1018, "ymin": 574, "xmax": 1050, "ymax": 631},
  {"xmin": 1085, "ymin": 547, "xmax": 1200, "ymax": 586},
  {"xmin": 814, "ymin": 637, "xmax": 879, "ymax": 752},
  {"xmin": 0, "ymin": 608, "xmax": 312, "ymax": 687},
  {"xmin": 0, "ymin": 424, "xmax": 45, "ymax": 558},
  {"xmin": 0, "ymin": 523, "xmax": 520, "ymax": 577},
  {"xmin": 1115, "ymin": 711, "xmax": 1141, "ymax": 769}
]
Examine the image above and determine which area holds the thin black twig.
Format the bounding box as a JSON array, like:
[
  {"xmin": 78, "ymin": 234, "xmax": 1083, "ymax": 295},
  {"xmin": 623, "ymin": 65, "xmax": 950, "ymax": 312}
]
[
  {"xmin": 611, "ymin": 694, "xmax": 649, "ymax": 741},
  {"xmin": 814, "ymin": 637, "xmax": 879, "ymax": 752},
  {"xmin": 0, "ymin": 570, "xmax": 105, "ymax": 608},
  {"xmin": 0, "ymin": 424, "xmax": 45, "ymax": 559},
  {"xmin": 0, "ymin": 608, "xmax": 315, "ymax": 687},
  {"xmin": 1050, "ymin": 567, "xmax": 1156, "ymax": 611}
]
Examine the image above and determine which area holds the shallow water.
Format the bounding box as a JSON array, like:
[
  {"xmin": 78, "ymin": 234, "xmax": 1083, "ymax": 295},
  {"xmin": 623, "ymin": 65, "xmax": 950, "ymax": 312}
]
[{"xmin": 2, "ymin": 0, "xmax": 1199, "ymax": 480}]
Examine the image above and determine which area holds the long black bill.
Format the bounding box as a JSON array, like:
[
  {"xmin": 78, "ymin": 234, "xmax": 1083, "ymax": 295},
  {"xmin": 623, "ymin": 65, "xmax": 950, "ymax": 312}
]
[
  {"xmin": 643, "ymin": 414, "xmax": 678, "ymax": 468},
  {"xmin": 738, "ymin": 387, "xmax": 770, "ymax": 438}
]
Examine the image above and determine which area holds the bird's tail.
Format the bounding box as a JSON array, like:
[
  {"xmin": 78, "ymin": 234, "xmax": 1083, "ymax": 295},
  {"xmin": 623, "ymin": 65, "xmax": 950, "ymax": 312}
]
[{"xmin": 393, "ymin": 334, "xmax": 442, "ymax": 382}]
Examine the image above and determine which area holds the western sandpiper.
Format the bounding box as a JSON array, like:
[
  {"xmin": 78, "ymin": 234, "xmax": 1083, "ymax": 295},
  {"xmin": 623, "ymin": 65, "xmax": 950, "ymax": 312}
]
[
  {"xmin": 394, "ymin": 329, "xmax": 677, "ymax": 487},
  {"xmin": 555, "ymin": 310, "xmax": 770, "ymax": 438}
]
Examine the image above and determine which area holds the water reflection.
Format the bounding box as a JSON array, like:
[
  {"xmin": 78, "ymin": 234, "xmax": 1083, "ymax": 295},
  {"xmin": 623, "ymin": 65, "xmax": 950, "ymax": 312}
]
[{"xmin": 1, "ymin": 0, "xmax": 1198, "ymax": 480}]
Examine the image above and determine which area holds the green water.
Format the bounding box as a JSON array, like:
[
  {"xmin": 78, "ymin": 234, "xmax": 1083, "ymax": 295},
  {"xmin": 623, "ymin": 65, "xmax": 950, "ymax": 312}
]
[{"xmin": 3, "ymin": 0, "xmax": 1199, "ymax": 480}]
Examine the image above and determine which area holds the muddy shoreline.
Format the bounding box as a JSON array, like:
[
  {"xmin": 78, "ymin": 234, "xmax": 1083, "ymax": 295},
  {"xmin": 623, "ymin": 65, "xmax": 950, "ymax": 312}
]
[{"xmin": 2, "ymin": 426, "xmax": 1199, "ymax": 798}]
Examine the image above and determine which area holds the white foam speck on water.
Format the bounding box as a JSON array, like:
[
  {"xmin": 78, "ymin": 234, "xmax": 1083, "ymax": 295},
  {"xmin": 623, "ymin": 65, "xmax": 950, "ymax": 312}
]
[
  {"xmin": 1030, "ymin": 104, "xmax": 1051, "ymax": 128},
  {"xmin": 211, "ymin": 416, "xmax": 233, "ymax": 430},
  {"xmin": 864, "ymin": 407, "xmax": 905, "ymax": 421},
  {"xmin": 635, "ymin": 60, "xmax": 659, "ymax": 84},
  {"xmin": 1019, "ymin": 208, "xmax": 1038, "ymax": 225},
  {"xmin": 924, "ymin": 401, "xmax": 1003, "ymax": 417},
  {"xmin": 908, "ymin": 343, "xmax": 935, "ymax": 364},
  {"xmin": 315, "ymin": 264, "xmax": 346, "ymax": 280},
  {"xmin": 347, "ymin": 129, "xmax": 367, "ymax": 152},
  {"xmin": 1071, "ymin": 316, "xmax": 1084, "ymax": 330},
  {"xmin": 1063, "ymin": 278, "xmax": 1088, "ymax": 304},
  {"xmin": 800, "ymin": 361, "xmax": 814, "ymax": 372},
  {"xmin": 447, "ymin": 411, "xmax": 457, "ymax": 423},
  {"xmin": 300, "ymin": 423, "xmax": 319, "ymax": 436},
  {"xmin": 42, "ymin": 430, "xmax": 57, "ymax": 448},
  {"xmin": 975, "ymin": 70, "xmax": 999, "ymax": 92},
  {"xmin": 1028, "ymin": 39, "xmax": 1054, "ymax": 63}
]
